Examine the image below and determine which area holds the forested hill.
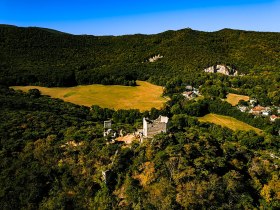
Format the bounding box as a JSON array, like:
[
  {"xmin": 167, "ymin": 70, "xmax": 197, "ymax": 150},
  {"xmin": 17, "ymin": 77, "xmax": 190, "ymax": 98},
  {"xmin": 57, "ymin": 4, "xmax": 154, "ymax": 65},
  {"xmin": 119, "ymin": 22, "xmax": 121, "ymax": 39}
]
[{"xmin": 1, "ymin": 25, "xmax": 280, "ymax": 86}]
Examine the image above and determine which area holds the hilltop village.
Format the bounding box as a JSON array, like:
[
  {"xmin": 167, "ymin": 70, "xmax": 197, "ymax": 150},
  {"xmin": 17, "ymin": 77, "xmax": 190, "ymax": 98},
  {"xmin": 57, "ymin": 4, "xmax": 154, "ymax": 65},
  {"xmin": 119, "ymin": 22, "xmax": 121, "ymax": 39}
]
[
  {"xmin": 238, "ymin": 101, "xmax": 280, "ymax": 122},
  {"xmin": 103, "ymin": 115, "xmax": 169, "ymax": 145}
]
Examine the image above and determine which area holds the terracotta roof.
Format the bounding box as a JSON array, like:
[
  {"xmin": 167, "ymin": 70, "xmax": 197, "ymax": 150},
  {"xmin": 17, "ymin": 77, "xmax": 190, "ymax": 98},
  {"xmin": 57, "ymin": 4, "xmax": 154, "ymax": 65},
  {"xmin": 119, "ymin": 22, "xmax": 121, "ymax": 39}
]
[
  {"xmin": 270, "ymin": 115, "xmax": 279, "ymax": 120},
  {"xmin": 252, "ymin": 105, "xmax": 265, "ymax": 112}
]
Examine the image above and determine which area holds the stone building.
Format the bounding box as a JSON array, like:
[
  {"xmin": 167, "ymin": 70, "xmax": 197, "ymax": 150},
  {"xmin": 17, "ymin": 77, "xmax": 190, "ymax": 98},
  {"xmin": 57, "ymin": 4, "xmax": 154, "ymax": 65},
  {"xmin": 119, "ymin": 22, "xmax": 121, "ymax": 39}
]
[
  {"xmin": 143, "ymin": 115, "xmax": 169, "ymax": 138},
  {"xmin": 103, "ymin": 120, "xmax": 116, "ymax": 139},
  {"xmin": 104, "ymin": 120, "xmax": 112, "ymax": 129}
]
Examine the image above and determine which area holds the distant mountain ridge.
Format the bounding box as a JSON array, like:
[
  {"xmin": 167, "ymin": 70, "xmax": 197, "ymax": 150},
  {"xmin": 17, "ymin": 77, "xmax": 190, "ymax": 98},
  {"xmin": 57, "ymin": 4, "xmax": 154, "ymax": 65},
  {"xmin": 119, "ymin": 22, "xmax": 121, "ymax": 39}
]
[{"xmin": 1, "ymin": 25, "xmax": 280, "ymax": 86}]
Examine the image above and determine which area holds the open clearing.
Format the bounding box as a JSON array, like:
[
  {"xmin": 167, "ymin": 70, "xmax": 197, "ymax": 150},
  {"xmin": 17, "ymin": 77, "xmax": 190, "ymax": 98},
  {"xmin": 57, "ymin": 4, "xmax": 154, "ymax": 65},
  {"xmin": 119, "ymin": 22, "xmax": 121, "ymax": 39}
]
[
  {"xmin": 198, "ymin": 113, "xmax": 262, "ymax": 134},
  {"xmin": 12, "ymin": 81, "xmax": 168, "ymax": 111},
  {"xmin": 226, "ymin": 93, "xmax": 249, "ymax": 106}
]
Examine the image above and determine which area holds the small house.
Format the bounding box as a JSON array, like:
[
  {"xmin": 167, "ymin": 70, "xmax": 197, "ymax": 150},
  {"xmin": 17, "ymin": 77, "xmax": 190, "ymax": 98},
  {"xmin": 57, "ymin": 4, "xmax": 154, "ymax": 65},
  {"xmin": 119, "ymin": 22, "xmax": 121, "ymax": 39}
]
[
  {"xmin": 262, "ymin": 108, "xmax": 271, "ymax": 117},
  {"xmin": 249, "ymin": 99, "xmax": 258, "ymax": 106},
  {"xmin": 104, "ymin": 120, "xmax": 112, "ymax": 129},
  {"xmin": 182, "ymin": 91, "xmax": 197, "ymax": 99},
  {"xmin": 104, "ymin": 129, "xmax": 117, "ymax": 138},
  {"xmin": 238, "ymin": 105, "xmax": 248, "ymax": 113},
  {"xmin": 250, "ymin": 105, "xmax": 266, "ymax": 115},
  {"xmin": 193, "ymin": 88, "xmax": 200, "ymax": 96},
  {"xmin": 270, "ymin": 115, "xmax": 279, "ymax": 122},
  {"xmin": 185, "ymin": 85, "xmax": 193, "ymax": 91},
  {"xmin": 262, "ymin": 111, "xmax": 270, "ymax": 117}
]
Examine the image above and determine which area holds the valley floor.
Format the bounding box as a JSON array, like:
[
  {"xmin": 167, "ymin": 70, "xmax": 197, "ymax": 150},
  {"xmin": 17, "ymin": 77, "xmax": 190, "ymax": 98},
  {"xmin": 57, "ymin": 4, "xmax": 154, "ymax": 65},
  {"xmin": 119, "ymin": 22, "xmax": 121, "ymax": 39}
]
[{"xmin": 12, "ymin": 81, "xmax": 168, "ymax": 111}]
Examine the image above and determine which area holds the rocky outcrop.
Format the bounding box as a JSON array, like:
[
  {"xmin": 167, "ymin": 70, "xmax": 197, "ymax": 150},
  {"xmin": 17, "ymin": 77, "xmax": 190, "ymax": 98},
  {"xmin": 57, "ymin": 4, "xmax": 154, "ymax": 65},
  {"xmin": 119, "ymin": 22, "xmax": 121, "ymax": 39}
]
[
  {"xmin": 148, "ymin": 54, "xmax": 163, "ymax": 62},
  {"xmin": 204, "ymin": 64, "xmax": 238, "ymax": 76}
]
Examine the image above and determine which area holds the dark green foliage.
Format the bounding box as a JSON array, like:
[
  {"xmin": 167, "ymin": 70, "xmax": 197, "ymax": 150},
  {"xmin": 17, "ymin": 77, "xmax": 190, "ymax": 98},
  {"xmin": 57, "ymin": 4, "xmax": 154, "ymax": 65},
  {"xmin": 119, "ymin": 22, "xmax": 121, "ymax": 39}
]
[
  {"xmin": 183, "ymin": 100, "xmax": 209, "ymax": 117},
  {"xmin": 27, "ymin": 88, "xmax": 41, "ymax": 98},
  {"xmin": 170, "ymin": 114, "xmax": 199, "ymax": 130},
  {"xmin": 1, "ymin": 25, "xmax": 280, "ymax": 87},
  {"xmin": 0, "ymin": 86, "xmax": 279, "ymax": 209},
  {"xmin": 112, "ymin": 109, "xmax": 142, "ymax": 124},
  {"xmin": 1, "ymin": 25, "xmax": 280, "ymax": 209},
  {"xmin": 91, "ymin": 105, "xmax": 114, "ymax": 121}
]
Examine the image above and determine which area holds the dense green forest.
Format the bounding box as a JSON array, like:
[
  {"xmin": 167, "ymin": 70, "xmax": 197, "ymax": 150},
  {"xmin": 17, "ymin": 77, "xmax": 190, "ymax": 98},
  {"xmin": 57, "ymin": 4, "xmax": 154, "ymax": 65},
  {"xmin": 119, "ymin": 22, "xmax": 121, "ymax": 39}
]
[
  {"xmin": 1, "ymin": 25, "xmax": 280, "ymax": 209},
  {"xmin": 0, "ymin": 86, "xmax": 279, "ymax": 209},
  {"xmin": 1, "ymin": 25, "xmax": 280, "ymax": 86}
]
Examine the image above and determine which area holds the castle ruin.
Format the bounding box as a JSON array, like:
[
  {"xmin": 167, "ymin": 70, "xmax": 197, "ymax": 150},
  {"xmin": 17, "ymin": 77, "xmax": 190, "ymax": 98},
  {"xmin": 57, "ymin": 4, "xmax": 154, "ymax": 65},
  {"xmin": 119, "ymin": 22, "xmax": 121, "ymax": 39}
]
[{"xmin": 143, "ymin": 115, "xmax": 169, "ymax": 138}]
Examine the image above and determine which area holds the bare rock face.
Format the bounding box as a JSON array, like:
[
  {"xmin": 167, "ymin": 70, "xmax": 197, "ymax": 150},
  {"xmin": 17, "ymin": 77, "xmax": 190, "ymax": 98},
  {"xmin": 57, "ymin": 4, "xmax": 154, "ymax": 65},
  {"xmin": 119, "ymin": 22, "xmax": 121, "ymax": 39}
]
[
  {"xmin": 148, "ymin": 54, "xmax": 163, "ymax": 62},
  {"xmin": 204, "ymin": 64, "xmax": 238, "ymax": 76}
]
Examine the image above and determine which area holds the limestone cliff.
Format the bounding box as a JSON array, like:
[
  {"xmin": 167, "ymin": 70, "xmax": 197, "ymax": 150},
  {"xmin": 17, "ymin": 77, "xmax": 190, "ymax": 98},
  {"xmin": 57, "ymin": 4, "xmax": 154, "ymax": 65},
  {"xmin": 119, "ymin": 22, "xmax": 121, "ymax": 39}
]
[{"xmin": 204, "ymin": 64, "xmax": 238, "ymax": 76}]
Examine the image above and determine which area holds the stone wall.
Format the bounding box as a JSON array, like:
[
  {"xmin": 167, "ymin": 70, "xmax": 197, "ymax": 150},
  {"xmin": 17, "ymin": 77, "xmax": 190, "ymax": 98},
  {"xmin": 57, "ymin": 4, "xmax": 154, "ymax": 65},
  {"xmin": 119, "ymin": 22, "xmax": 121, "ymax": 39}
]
[{"xmin": 143, "ymin": 116, "xmax": 168, "ymax": 137}]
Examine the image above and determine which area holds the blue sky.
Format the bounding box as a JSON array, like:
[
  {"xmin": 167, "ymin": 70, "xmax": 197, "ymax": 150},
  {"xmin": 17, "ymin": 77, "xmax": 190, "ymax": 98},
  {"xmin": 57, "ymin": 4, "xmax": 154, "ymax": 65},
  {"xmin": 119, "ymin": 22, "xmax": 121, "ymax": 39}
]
[{"xmin": 1, "ymin": 0, "xmax": 280, "ymax": 35}]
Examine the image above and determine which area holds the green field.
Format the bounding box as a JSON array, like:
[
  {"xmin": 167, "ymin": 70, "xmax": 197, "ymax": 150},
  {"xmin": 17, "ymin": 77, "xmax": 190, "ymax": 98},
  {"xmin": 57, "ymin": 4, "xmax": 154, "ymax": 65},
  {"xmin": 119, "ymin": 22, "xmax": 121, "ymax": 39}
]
[
  {"xmin": 12, "ymin": 81, "xmax": 168, "ymax": 111},
  {"xmin": 226, "ymin": 93, "xmax": 249, "ymax": 106},
  {"xmin": 198, "ymin": 113, "xmax": 262, "ymax": 134}
]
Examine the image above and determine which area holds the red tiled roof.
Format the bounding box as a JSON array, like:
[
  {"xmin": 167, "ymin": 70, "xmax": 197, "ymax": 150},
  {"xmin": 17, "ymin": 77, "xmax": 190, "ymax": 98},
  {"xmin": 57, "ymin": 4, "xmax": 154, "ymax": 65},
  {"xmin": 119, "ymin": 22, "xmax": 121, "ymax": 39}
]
[
  {"xmin": 252, "ymin": 105, "xmax": 265, "ymax": 112},
  {"xmin": 270, "ymin": 115, "xmax": 279, "ymax": 120}
]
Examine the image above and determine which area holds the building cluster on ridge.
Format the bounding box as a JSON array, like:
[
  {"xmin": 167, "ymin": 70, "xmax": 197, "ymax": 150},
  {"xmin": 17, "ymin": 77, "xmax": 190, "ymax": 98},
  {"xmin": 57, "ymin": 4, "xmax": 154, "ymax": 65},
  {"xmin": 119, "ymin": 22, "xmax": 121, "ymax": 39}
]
[
  {"xmin": 103, "ymin": 115, "xmax": 169, "ymax": 145},
  {"xmin": 237, "ymin": 99, "xmax": 280, "ymax": 122},
  {"xmin": 182, "ymin": 85, "xmax": 201, "ymax": 100}
]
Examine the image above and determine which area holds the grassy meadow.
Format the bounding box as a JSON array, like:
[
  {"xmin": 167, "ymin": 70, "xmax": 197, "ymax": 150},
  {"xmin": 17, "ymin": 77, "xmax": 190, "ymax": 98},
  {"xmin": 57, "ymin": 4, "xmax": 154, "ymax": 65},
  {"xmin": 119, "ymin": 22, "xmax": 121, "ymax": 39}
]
[
  {"xmin": 12, "ymin": 81, "xmax": 168, "ymax": 111},
  {"xmin": 226, "ymin": 93, "xmax": 249, "ymax": 106},
  {"xmin": 198, "ymin": 113, "xmax": 262, "ymax": 134}
]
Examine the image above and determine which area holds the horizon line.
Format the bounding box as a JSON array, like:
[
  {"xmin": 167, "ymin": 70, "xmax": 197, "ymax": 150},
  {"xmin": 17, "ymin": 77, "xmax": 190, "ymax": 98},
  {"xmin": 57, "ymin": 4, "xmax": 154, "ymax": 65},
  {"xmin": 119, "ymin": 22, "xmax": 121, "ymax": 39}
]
[{"xmin": 1, "ymin": 23, "xmax": 280, "ymax": 36}]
